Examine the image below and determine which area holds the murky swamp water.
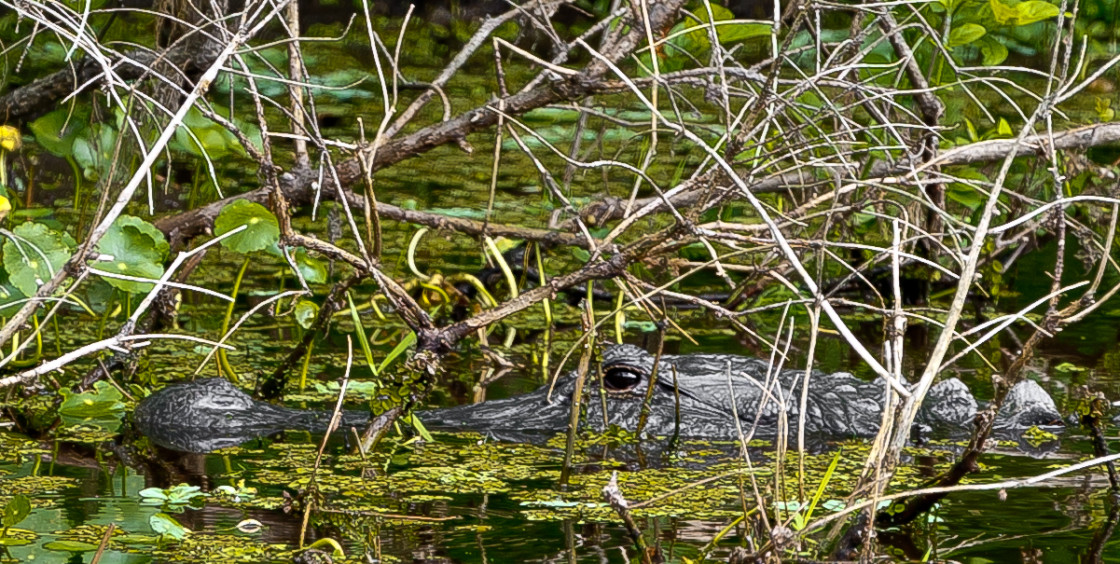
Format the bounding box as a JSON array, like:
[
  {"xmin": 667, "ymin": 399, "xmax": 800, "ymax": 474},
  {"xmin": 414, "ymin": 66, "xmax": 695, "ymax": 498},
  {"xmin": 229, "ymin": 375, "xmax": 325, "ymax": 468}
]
[{"xmin": 2, "ymin": 9, "xmax": 1120, "ymax": 564}]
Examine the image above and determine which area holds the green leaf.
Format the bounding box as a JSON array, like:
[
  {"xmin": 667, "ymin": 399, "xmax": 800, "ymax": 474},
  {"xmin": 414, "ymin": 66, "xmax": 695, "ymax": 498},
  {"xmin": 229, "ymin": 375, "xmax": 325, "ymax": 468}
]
[
  {"xmin": 293, "ymin": 248, "xmax": 327, "ymax": 284},
  {"xmin": 93, "ymin": 217, "xmax": 167, "ymax": 294},
  {"xmin": 293, "ymin": 300, "xmax": 319, "ymax": 330},
  {"xmin": 997, "ymin": 118, "xmax": 1013, "ymax": 137},
  {"xmin": 115, "ymin": 215, "xmax": 170, "ymax": 260},
  {"xmin": 990, "ymin": 0, "xmax": 1018, "ymax": 24},
  {"xmin": 58, "ymin": 381, "xmax": 126, "ymax": 431},
  {"xmin": 149, "ymin": 513, "xmax": 189, "ymax": 540},
  {"xmin": 948, "ymin": 23, "xmax": 986, "ymax": 47},
  {"xmin": 1097, "ymin": 98, "xmax": 1115, "ymax": 122},
  {"xmin": 2, "ymin": 222, "xmax": 74, "ymax": 297},
  {"xmin": 214, "ymin": 200, "xmax": 280, "ymax": 254},
  {"xmin": 138, "ymin": 487, "xmax": 170, "ymax": 500},
  {"xmin": 59, "ymin": 381, "xmax": 125, "ymax": 418},
  {"xmin": 947, "ymin": 183, "xmax": 983, "ymax": 211},
  {"xmin": 979, "ymin": 37, "xmax": 1009, "ymax": 65},
  {"xmin": 71, "ymin": 136, "xmax": 98, "ymax": 172},
  {"xmin": 43, "ymin": 541, "xmax": 98, "ymax": 552},
  {"xmin": 173, "ymin": 107, "xmax": 246, "ymax": 160},
  {"xmin": 2, "ymin": 495, "xmax": 30, "ymax": 527},
  {"xmin": 377, "ymin": 331, "xmax": 417, "ymax": 375},
  {"xmin": 964, "ymin": 118, "xmax": 979, "ymax": 142},
  {"xmin": 716, "ymin": 21, "xmax": 771, "ymax": 43},
  {"xmin": 1014, "ymin": 0, "xmax": 1060, "ymax": 24},
  {"xmin": 0, "ymin": 531, "xmax": 35, "ymax": 546},
  {"xmin": 28, "ymin": 108, "xmax": 88, "ymax": 157}
]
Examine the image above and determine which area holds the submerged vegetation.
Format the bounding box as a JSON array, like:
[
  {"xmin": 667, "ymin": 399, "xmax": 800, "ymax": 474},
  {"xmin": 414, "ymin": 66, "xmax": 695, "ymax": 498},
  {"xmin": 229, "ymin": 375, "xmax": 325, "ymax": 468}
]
[{"xmin": 1, "ymin": 0, "xmax": 1120, "ymax": 561}]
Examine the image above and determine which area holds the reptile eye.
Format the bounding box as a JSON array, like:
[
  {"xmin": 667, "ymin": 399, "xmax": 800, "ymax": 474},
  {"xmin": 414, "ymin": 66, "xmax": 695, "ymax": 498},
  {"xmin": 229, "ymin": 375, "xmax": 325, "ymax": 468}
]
[{"xmin": 603, "ymin": 365, "xmax": 643, "ymax": 392}]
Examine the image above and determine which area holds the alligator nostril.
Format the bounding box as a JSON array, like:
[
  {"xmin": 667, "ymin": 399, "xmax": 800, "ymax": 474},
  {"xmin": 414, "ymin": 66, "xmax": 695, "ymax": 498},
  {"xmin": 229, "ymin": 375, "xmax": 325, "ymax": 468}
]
[{"xmin": 603, "ymin": 365, "xmax": 643, "ymax": 392}]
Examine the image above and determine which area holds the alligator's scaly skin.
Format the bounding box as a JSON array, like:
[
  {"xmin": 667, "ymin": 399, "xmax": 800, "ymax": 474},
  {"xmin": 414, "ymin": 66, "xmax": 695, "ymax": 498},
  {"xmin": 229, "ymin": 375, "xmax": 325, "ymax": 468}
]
[
  {"xmin": 420, "ymin": 344, "xmax": 1062, "ymax": 440},
  {"xmin": 134, "ymin": 378, "xmax": 370, "ymax": 452},
  {"xmin": 135, "ymin": 345, "xmax": 1063, "ymax": 452}
]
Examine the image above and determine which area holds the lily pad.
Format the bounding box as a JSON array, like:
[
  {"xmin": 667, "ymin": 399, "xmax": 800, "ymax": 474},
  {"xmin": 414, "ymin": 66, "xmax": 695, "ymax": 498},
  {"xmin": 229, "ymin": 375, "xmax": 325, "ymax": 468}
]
[
  {"xmin": 2, "ymin": 222, "xmax": 74, "ymax": 297},
  {"xmin": 2, "ymin": 494, "xmax": 30, "ymax": 527},
  {"xmin": 294, "ymin": 300, "xmax": 319, "ymax": 329},
  {"xmin": 214, "ymin": 200, "xmax": 280, "ymax": 254},
  {"xmin": 43, "ymin": 540, "xmax": 99, "ymax": 552},
  {"xmin": 149, "ymin": 513, "xmax": 190, "ymax": 540}
]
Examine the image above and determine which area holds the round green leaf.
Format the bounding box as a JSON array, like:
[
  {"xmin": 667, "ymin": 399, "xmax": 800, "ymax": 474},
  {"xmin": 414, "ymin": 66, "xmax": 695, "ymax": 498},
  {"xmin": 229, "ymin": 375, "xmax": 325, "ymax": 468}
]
[
  {"xmin": 293, "ymin": 248, "xmax": 327, "ymax": 284},
  {"xmin": 2, "ymin": 222, "xmax": 74, "ymax": 297},
  {"xmin": 294, "ymin": 300, "xmax": 320, "ymax": 330},
  {"xmin": 214, "ymin": 200, "xmax": 280, "ymax": 254},
  {"xmin": 93, "ymin": 218, "xmax": 167, "ymax": 294},
  {"xmin": 115, "ymin": 215, "xmax": 170, "ymax": 260},
  {"xmin": 3, "ymin": 494, "xmax": 31, "ymax": 527},
  {"xmin": 28, "ymin": 108, "xmax": 89, "ymax": 157}
]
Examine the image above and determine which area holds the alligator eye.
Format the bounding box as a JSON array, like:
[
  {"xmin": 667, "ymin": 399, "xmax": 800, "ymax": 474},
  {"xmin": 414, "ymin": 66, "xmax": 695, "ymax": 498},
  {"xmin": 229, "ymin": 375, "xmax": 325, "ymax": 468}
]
[{"xmin": 603, "ymin": 365, "xmax": 643, "ymax": 392}]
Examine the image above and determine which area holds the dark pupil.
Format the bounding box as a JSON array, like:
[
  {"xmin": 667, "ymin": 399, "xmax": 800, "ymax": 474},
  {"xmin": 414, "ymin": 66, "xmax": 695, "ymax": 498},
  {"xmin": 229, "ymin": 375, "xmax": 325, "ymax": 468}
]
[{"xmin": 603, "ymin": 366, "xmax": 643, "ymax": 391}]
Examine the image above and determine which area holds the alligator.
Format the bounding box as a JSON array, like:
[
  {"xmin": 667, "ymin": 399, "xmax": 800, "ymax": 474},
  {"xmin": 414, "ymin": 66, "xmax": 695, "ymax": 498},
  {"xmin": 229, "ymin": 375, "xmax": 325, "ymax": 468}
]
[{"xmin": 134, "ymin": 344, "xmax": 1063, "ymax": 453}]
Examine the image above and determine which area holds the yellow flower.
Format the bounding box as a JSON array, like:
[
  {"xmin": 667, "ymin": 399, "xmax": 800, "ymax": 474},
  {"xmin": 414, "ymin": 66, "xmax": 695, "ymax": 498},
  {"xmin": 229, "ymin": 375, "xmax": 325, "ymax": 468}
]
[
  {"xmin": 0, "ymin": 195, "xmax": 11, "ymax": 223},
  {"xmin": 0, "ymin": 126, "xmax": 20, "ymax": 152}
]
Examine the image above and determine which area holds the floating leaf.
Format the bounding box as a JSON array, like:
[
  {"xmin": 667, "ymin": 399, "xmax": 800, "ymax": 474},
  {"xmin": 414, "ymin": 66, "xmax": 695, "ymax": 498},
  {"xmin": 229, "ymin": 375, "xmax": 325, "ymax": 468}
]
[
  {"xmin": 43, "ymin": 540, "xmax": 98, "ymax": 552},
  {"xmin": 2, "ymin": 494, "xmax": 30, "ymax": 527},
  {"xmin": 140, "ymin": 484, "xmax": 206, "ymax": 506},
  {"xmin": 294, "ymin": 300, "xmax": 320, "ymax": 329},
  {"xmin": 214, "ymin": 200, "xmax": 280, "ymax": 254},
  {"xmin": 0, "ymin": 528, "xmax": 35, "ymax": 546},
  {"xmin": 93, "ymin": 216, "xmax": 167, "ymax": 294},
  {"xmin": 293, "ymin": 247, "xmax": 327, "ymax": 284},
  {"xmin": 2, "ymin": 222, "xmax": 74, "ymax": 297},
  {"xmin": 138, "ymin": 487, "xmax": 169, "ymax": 501},
  {"xmin": 149, "ymin": 513, "xmax": 189, "ymax": 540}
]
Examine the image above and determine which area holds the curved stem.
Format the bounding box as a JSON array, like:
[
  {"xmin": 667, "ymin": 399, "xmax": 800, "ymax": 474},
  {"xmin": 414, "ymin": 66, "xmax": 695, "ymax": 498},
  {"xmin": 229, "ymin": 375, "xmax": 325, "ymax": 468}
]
[{"xmin": 217, "ymin": 255, "xmax": 251, "ymax": 380}]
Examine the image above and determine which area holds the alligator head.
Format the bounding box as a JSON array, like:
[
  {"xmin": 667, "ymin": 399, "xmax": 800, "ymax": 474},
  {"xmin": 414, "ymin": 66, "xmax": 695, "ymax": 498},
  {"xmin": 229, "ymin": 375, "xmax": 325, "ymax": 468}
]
[{"xmin": 134, "ymin": 378, "xmax": 370, "ymax": 452}]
